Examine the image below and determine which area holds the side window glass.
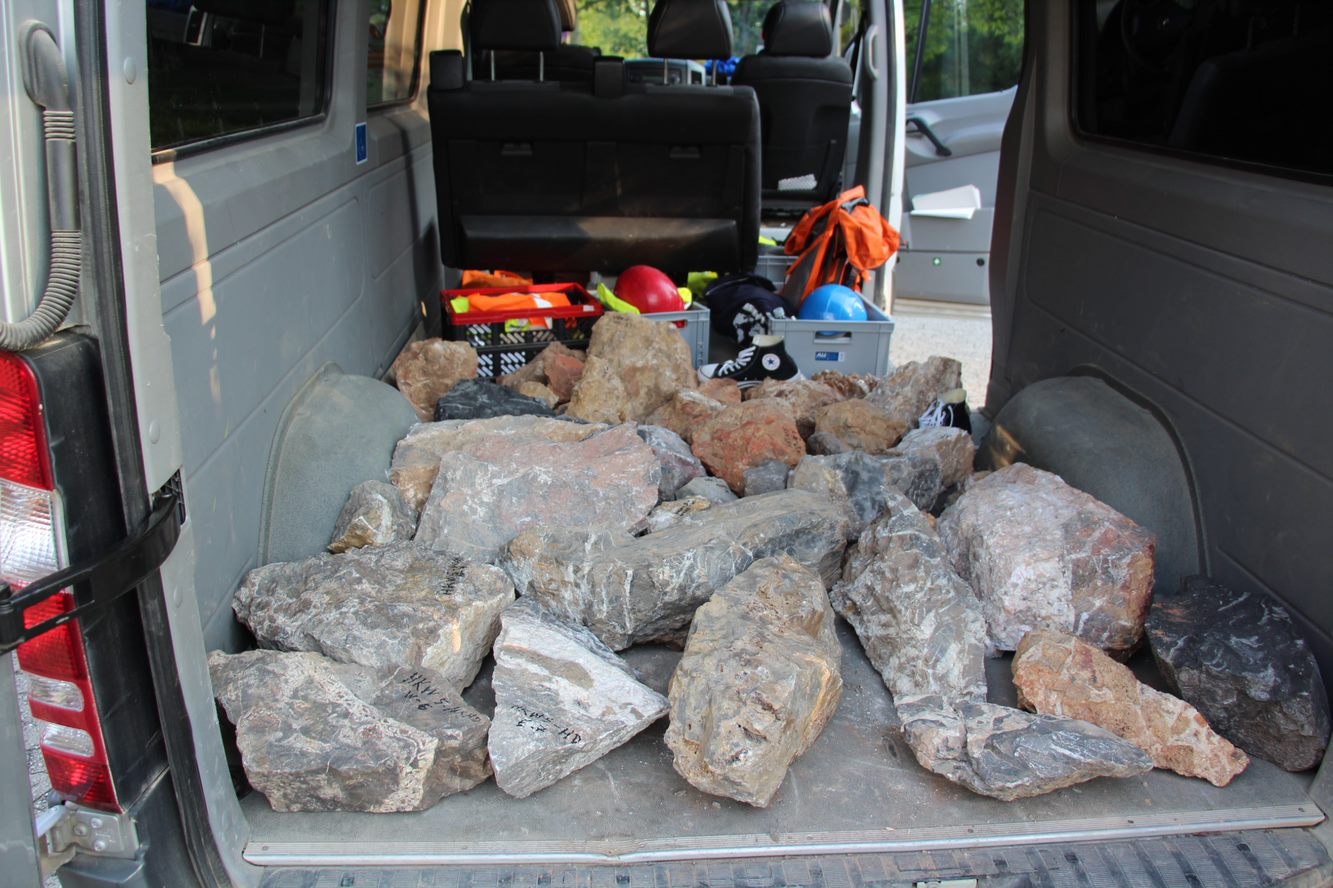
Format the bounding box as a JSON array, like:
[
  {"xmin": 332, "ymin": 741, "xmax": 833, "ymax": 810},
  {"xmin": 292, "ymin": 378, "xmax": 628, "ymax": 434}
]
[
  {"xmin": 368, "ymin": 0, "xmax": 427, "ymax": 107},
  {"xmin": 146, "ymin": 0, "xmax": 333, "ymax": 154},
  {"xmin": 905, "ymin": 0, "xmax": 1024, "ymax": 103}
]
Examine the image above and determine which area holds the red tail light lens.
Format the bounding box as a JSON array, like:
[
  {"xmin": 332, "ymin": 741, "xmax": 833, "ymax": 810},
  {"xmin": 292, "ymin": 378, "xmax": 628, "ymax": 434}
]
[{"xmin": 1, "ymin": 351, "xmax": 120, "ymax": 812}]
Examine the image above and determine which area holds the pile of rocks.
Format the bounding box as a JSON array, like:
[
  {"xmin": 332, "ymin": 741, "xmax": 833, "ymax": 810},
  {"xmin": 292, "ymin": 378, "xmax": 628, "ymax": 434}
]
[{"xmin": 210, "ymin": 315, "xmax": 1325, "ymax": 813}]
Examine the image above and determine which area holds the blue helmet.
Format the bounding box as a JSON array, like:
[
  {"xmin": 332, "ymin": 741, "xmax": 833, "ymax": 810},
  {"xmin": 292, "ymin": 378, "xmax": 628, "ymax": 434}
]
[{"xmin": 799, "ymin": 284, "xmax": 868, "ymax": 322}]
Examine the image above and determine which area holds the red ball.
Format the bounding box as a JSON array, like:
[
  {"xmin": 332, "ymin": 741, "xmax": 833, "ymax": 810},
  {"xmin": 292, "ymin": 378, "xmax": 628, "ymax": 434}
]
[{"xmin": 614, "ymin": 265, "xmax": 685, "ymax": 314}]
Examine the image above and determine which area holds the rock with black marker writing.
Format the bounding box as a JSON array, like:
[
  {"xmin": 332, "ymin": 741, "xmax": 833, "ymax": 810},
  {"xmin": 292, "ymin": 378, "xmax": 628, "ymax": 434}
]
[{"xmin": 488, "ymin": 599, "xmax": 668, "ymax": 798}]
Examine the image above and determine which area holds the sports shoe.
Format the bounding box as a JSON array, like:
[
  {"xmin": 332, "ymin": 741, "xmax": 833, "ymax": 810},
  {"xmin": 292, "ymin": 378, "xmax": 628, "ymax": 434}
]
[
  {"xmin": 919, "ymin": 387, "xmax": 972, "ymax": 432},
  {"xmin": 697, "ymin": 335, "xmax": 804, "ymax": 388}
]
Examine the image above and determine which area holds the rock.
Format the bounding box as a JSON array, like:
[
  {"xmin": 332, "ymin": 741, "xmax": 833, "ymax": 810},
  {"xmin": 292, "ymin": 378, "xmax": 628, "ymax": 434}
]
[
  {"xmin": 743, "ymin": 459, "xmax": 790, "ymax": 496},
  {"xmin": 832, "ymin": 489, "xmax": 988, "ymax": 703},
  {"xmin": 645, "ymin": 389, "xmax": 726, "ymax": 444},
  {"xmin": 789, "ymin": 451, "xmax": 944, "ymax": 537},
  {"xmin": 414, "ymin": 423, "xmax": 660, "ymax": 562},
  {"xmin": 209, "ymin": 650, "xmax": 490, "ymax": 812},
  {"xmin": 865, "ymin": 356, "xmax": 961, "ymax": 427},
  {"xmin": 812, "ymin": 370, "xmax": 877, "ymax": 399},
  {"xmin": 890, "ymin": 426, "xmax": 975, "ymax": 490},
  {"xmin": 746, "ymin": 378, "xmax": 843, "ymax": 439},
  {"xmin": 665, "ymin": 556, "xmax": 842, "ymax": 807},
  {"xmin": 500, "ymin": 489, "xmax": 849, "ymax": 649},
  {"xmin": 433, "ymin": 379, "xmax": 556, "ymax": 421},
  {"xmin": 543, "ymin": 352, "xmax": 585, "ymax": 401},
  {"xmin": 390, "ymin": 415, "xmax": 606, "ymax": 512},
  {"xmin": 692, "ymin": 400, "xmax": 805, "ymax": 494},
  {"xmin": 938, "ymin": 463, "xmax": 1156, "ymax": 655},
  {"xmin": 498, "ymin": 341, "xmax": 583, "ymax": 390},
  {"xmin": 1014, "ymin": 629, "xmax": 1250, "ymax": 787},
  {"xmin": 642, "ymin": 496, "xmax": 712, "ymax": 533},
  {"xmin": 391, "ymin": 339, "xmax": 480, "ymax": 421},
  {"xmin": 1148, "ymin": 576, "xmax": 1330, "ymax": 771},
  {"xmin": 328, "ymin": 481, "xmax": 417, "ymax": 553},
  {"xmin": 232, "ymin": 542, "xmax": 514, "ymax": 689},
  {"xmin": 516, "ymin": 381, "xmax": 560, "ymax": 409},
  {"xmin": 489, "ymin": 599, "xmax": 669, "ymax": 798},
  {"xmin": 806, "ymin": 431, "xmax": 848, "ymax": 455},
  {"xmin": 699, "ymin": 377, "xmax": 743, "ymax": 405},
  {"xmin": 896, "ymin": 694, "xmax": 1153, "ymax": 801},
  {"xmin": 565, "ymin": 313, "xmax": 697, "ymax": 423},
  {"xmin": 814, "ymin": 400, "xmax": 908, "ymax": 454},
  {"xmin": 636, "ymin": 424, "xmax": 705, "ymax": 499},
  {"xmin": 677, "ymin": 475, "xmax": 738, "ymax": 504}
]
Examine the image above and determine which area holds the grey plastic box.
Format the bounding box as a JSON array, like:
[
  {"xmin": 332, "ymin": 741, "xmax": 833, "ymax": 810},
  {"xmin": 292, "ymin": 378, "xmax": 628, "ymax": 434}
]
[
  {"xmin": 754, "ymin": 251, "xmax": 792, "ymax": 288},
  {"xmin": 650, "ymin": 303, "xmax": 711, "ymax": 368},
  {"xmin": 769, "ymin": 298, "xmax": 894, "ymax": 377}
]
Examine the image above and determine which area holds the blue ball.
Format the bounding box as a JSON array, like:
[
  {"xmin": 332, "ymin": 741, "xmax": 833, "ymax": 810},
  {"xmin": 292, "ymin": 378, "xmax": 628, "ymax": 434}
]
[{"xmin": 799, "ymin": 284, "xmax": 868, "ymax": 322}]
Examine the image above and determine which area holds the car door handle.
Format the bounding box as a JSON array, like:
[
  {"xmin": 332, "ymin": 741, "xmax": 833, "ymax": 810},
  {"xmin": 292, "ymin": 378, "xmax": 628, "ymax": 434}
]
[{"xmin": 906, "ymin": 116, "xmax": 953, "ymax": 157}]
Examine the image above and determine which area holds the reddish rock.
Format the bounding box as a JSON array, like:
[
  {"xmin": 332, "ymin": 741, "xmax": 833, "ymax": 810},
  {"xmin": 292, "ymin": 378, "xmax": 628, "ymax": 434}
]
[
  {"xmin": 391, "ymin": 339, "xmax": 479, "ymax": 421},
  {"xmin": 813, "ymin": 400, "xmax": 907, "ymax": 454},
  {"xmin": 647, "ymin": 389, "xmax": 726, "ymax": 444},
  {"xmin": 543, "ymin": 353, "xmax": 585, "ymax": 402},
  {"xmin": 746, "ymin": 378, "xmax": 843, "ymax": 439},
  {"xmin": 938, "ymin": 463, "xmax": 1155, "ymax": 655},
  {"xmin": 498, "ymin": 341, "xmax": 584, "ymax": 390},
  {"xmin": 566, "ymin": 314, "xmax": 697, "ymax": 423},
  {"xmin": 1014, "ymin": 629, "xmax": 1249, "ymax": 787},
  {"xmin": 699, "ymin": 377, "xmax": 743, "ymax": 406},
  {"xmin": 692, "ymin": 400, "xmax": 805, "ymax": 494},
  {"xmin": 865, "ymin": 357, "xmax": 961, "ymax": 427}
]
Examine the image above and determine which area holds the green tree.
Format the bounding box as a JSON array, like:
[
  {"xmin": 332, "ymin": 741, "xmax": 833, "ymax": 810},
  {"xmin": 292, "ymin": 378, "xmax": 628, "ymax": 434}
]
[
  {"xmin": 575, "ymin": 0, "xmax": 775, "ymax": 59},
  {"xmin": 905, "ymin": 0, "xmax": 1023, "ymax": 102}
]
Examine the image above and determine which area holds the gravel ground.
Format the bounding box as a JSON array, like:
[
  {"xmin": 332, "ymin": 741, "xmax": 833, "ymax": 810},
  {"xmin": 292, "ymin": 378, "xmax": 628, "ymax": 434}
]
[{"xmin": 888, "ymin": 297, "xmax": 993, "ymax": 410}]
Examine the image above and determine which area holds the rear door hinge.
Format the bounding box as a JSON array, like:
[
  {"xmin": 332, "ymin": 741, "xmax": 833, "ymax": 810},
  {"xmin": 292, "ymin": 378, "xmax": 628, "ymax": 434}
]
[
  {"xmin": 37, "ymin": 802, "xmax": 139, "ymax": 875},
  {"xmin": 0, "ymin": 479, "xmax": 184, "ymax": 653}
]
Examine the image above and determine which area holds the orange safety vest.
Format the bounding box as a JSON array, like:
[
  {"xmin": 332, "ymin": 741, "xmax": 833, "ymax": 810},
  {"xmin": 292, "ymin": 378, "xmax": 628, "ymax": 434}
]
[
  {"xmin": 461, "ymin": 269, "xmax": 534, "ymax": 289},
  {"xmin": 780, "ymin": 185, "xmax": 901, "ymax": 308}
]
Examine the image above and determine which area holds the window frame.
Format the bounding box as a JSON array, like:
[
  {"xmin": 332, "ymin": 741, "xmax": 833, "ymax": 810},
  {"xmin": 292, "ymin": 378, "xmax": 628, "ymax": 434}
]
[
  {"xmin": 148, "ymin": 1, "xmax": 339, "ymax": 164},
  {"xmin": 367, "ymin": 0, "xmax": 430, "ymax": 110}
]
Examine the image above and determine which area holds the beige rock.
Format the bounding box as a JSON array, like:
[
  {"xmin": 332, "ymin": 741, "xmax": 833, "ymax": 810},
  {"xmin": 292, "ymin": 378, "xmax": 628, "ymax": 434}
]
[
  {"xmin": 1014, "ymin": 629, "xmax": 1249, "ymax": 787},
  {"xmin": 865, "ymin": 356, "xmax": 961, "ymax": 426},
  {"xmin": 391, "ymin": 339, "xmax": 480, "ymax": 421},
  {"xmin": 699, "ymin": 377, "xmax": 743, "ymax": 405},
  {"xmin": 565, "ymin": 313, "xmax": 697, "ymax": 423},
  {"xmin": 646, "ymin": 389, "xmax": 726, "ymax": 444},
  {"xmin": 666, "ymin": 556, "xmax": 842, "ymax": 807},
  {"xmin": 938, "ymin": 463, "xmax": 1156, "ymax": 655},
  {"xmin": 692, "ymin": 399, "xmax": 806, "ymax": 494},
  {"xmin": 812, "ymin": 370, "xmax": 877, "ymax": 399},
  {"xmin": 516, "ymin": 381, "xmax": 560, "ymax": 409},
  {"xmin": 814, "ymin": 400, "xmax": 908, "ymax": 454},
  {"xmin": 746, "ymin": 378, "xmax": 843, "ymax": 439}
]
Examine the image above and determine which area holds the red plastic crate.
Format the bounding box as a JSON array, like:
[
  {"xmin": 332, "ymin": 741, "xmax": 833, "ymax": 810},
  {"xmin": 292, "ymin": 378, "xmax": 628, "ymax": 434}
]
[{"xmin": 443, "ymin": 283, "xmax": 603, "ymax": 378}]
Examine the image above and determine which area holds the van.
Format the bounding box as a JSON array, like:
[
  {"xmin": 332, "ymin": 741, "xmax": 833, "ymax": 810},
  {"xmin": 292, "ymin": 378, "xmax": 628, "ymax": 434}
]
[{"xmin": 2, "ymin": 1, "xmax": 1331, "ymax": 886}]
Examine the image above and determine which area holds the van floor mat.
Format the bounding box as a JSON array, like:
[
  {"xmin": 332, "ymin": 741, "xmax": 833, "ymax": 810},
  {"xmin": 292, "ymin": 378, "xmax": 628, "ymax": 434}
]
[{"xmin": 257, "ymin": 827, "xmax": 1332, "ymax": 887}]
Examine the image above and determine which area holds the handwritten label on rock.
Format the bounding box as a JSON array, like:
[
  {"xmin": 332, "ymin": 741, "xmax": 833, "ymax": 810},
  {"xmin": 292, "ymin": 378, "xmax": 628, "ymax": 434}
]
[
  {"xmin": 511, "ymin": 703, "xmax": 584, "ymax": 745},
  {"xmin": 437, "ymin": 555, "xmax": 468, "ymax": 599},
  {"xmin": 399, "ymin": 670, "xmax": 486, "ymax": 723}
]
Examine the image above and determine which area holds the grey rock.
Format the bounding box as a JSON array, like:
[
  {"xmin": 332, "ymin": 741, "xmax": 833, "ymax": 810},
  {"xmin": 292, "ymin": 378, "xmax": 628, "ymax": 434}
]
[
  {"xmin": 642, "ymin": 496, "xmax": 713, "ymax": 534},
  {"xmin": 896, "ymin": 694, "xmax": 1153, "ymax": 801},
  {"xmin": 865, "ymin": 356, "xmax": 962, "ymax": 427},
  {"xmin": 832, "ymin": 489, "xmax": 988, "ymax": 703},
  {"xmin": 789, "ymin": 451, "xmax": 944, "ymax": 539},
  {"xmin": 676, "ymin": 475, "xmax": 738, "ymax": 504},
  {"xmin": 806, "ymin": 431, "xmax": 848, "ymax": 455},
  {"xmin": 500, "ymin": 489, "xmax": 849, "ymax": 649},
  {"xmin": 390, "ymin": 415, "xmax": 607, "ymax": 512},
  {"xmin": 209, "ymin": 650, "xmax": 490, "ymax": 812},
  {"xmin": 433, "ymin": 379, "xmax": 556, "ymax": 421},
  {"xmin": 489, "ymin": 599, "xmax": 669, "ymax": 798},
  {"xmin": 413, "ymin": 423, "xmax": 660, "ymax": 563},
  {"xmin": 233, "ymin": 542, "xmax": 514, "ymax": 690},
  {"xmin": 938, "ymin": 463, "xmax": 1156, "ymax": 655},
  {"xmin": 666, "ymin": 556, "xmax": 843, "ymax": 807},
  {"xmin": 743, "ymin": 459, "xmax": 791, "ymax": 496},
  {"xmin": 889, "ymin": 426, "xmax": 976, "ymax": 490},
  {"xmin": 637, "ymin": 424, "xmax": 705, "ymax": 499},
  {"xmin": 328, "ymin": 480, "xmax": 417, "ymax": 553},
  {"xmin": 1148, "ymin": 576, "xmax": 1331, "ymax": 771}
]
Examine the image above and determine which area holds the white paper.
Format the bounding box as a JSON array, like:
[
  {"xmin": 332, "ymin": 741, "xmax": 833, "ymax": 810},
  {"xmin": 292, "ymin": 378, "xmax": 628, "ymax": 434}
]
[{"xmin": 910, "ymin": 184, "xmax": 983, "ymax": 220}]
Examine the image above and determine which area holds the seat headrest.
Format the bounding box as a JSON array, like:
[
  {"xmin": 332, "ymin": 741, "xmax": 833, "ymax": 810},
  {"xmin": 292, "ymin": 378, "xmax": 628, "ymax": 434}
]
[
  {"xmin": 648, "ymin": 0, "xmax": 734, "ymax": 60},
  {"xmin": 471, "ymin": 0, "xmax": 562, "ymax": 52},
  {"xmin": 761, "ymin": 0, "xmax": 835, "ymax": 57}
]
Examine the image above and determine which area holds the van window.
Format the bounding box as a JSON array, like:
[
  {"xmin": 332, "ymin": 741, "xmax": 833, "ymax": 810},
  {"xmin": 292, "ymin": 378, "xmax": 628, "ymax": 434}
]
[
  {"xmin": 1074, "ymin": 2, "xmax": 1332, "ymax": 179},
  {"xmin": 905, "ymin": 0, "xmax": 1024, "ymax": 103},
  {"xmin": 146, "ymin": 0, "xmax": 333, "ymax": 154},
  {"xmin": 368, "ymin": 0, "xmax": 427, "ymax": 106}
]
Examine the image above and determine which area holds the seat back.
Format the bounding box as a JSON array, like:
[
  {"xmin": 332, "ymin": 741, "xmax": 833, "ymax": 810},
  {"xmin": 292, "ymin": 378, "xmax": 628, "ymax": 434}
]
[{"xmin": 732, "ymin": 0, "xmax": 852, "ymax": 205}]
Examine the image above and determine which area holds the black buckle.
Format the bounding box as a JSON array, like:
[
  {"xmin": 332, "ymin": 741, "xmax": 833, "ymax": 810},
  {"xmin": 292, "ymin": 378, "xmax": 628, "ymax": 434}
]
[{"xmin": 0, "ymin": 488, "xmax": 183, "ymax": 654}]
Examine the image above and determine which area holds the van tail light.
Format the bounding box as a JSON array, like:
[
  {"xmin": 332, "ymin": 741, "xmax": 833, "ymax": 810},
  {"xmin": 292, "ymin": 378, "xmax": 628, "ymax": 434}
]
[{"xmin": 0, "ymin": 351, "xmax": 121, "ymax": 813}]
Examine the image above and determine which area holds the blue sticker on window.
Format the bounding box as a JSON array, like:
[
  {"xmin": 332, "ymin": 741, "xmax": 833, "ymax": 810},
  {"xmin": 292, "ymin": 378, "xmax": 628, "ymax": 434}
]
[
  {"xmin": 355, "ymin": 122, "xmax": 368, "ymax": 165},
  {"xmin": 815, "ymin": 351, "xmax": 845, "ymax": 362}
]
